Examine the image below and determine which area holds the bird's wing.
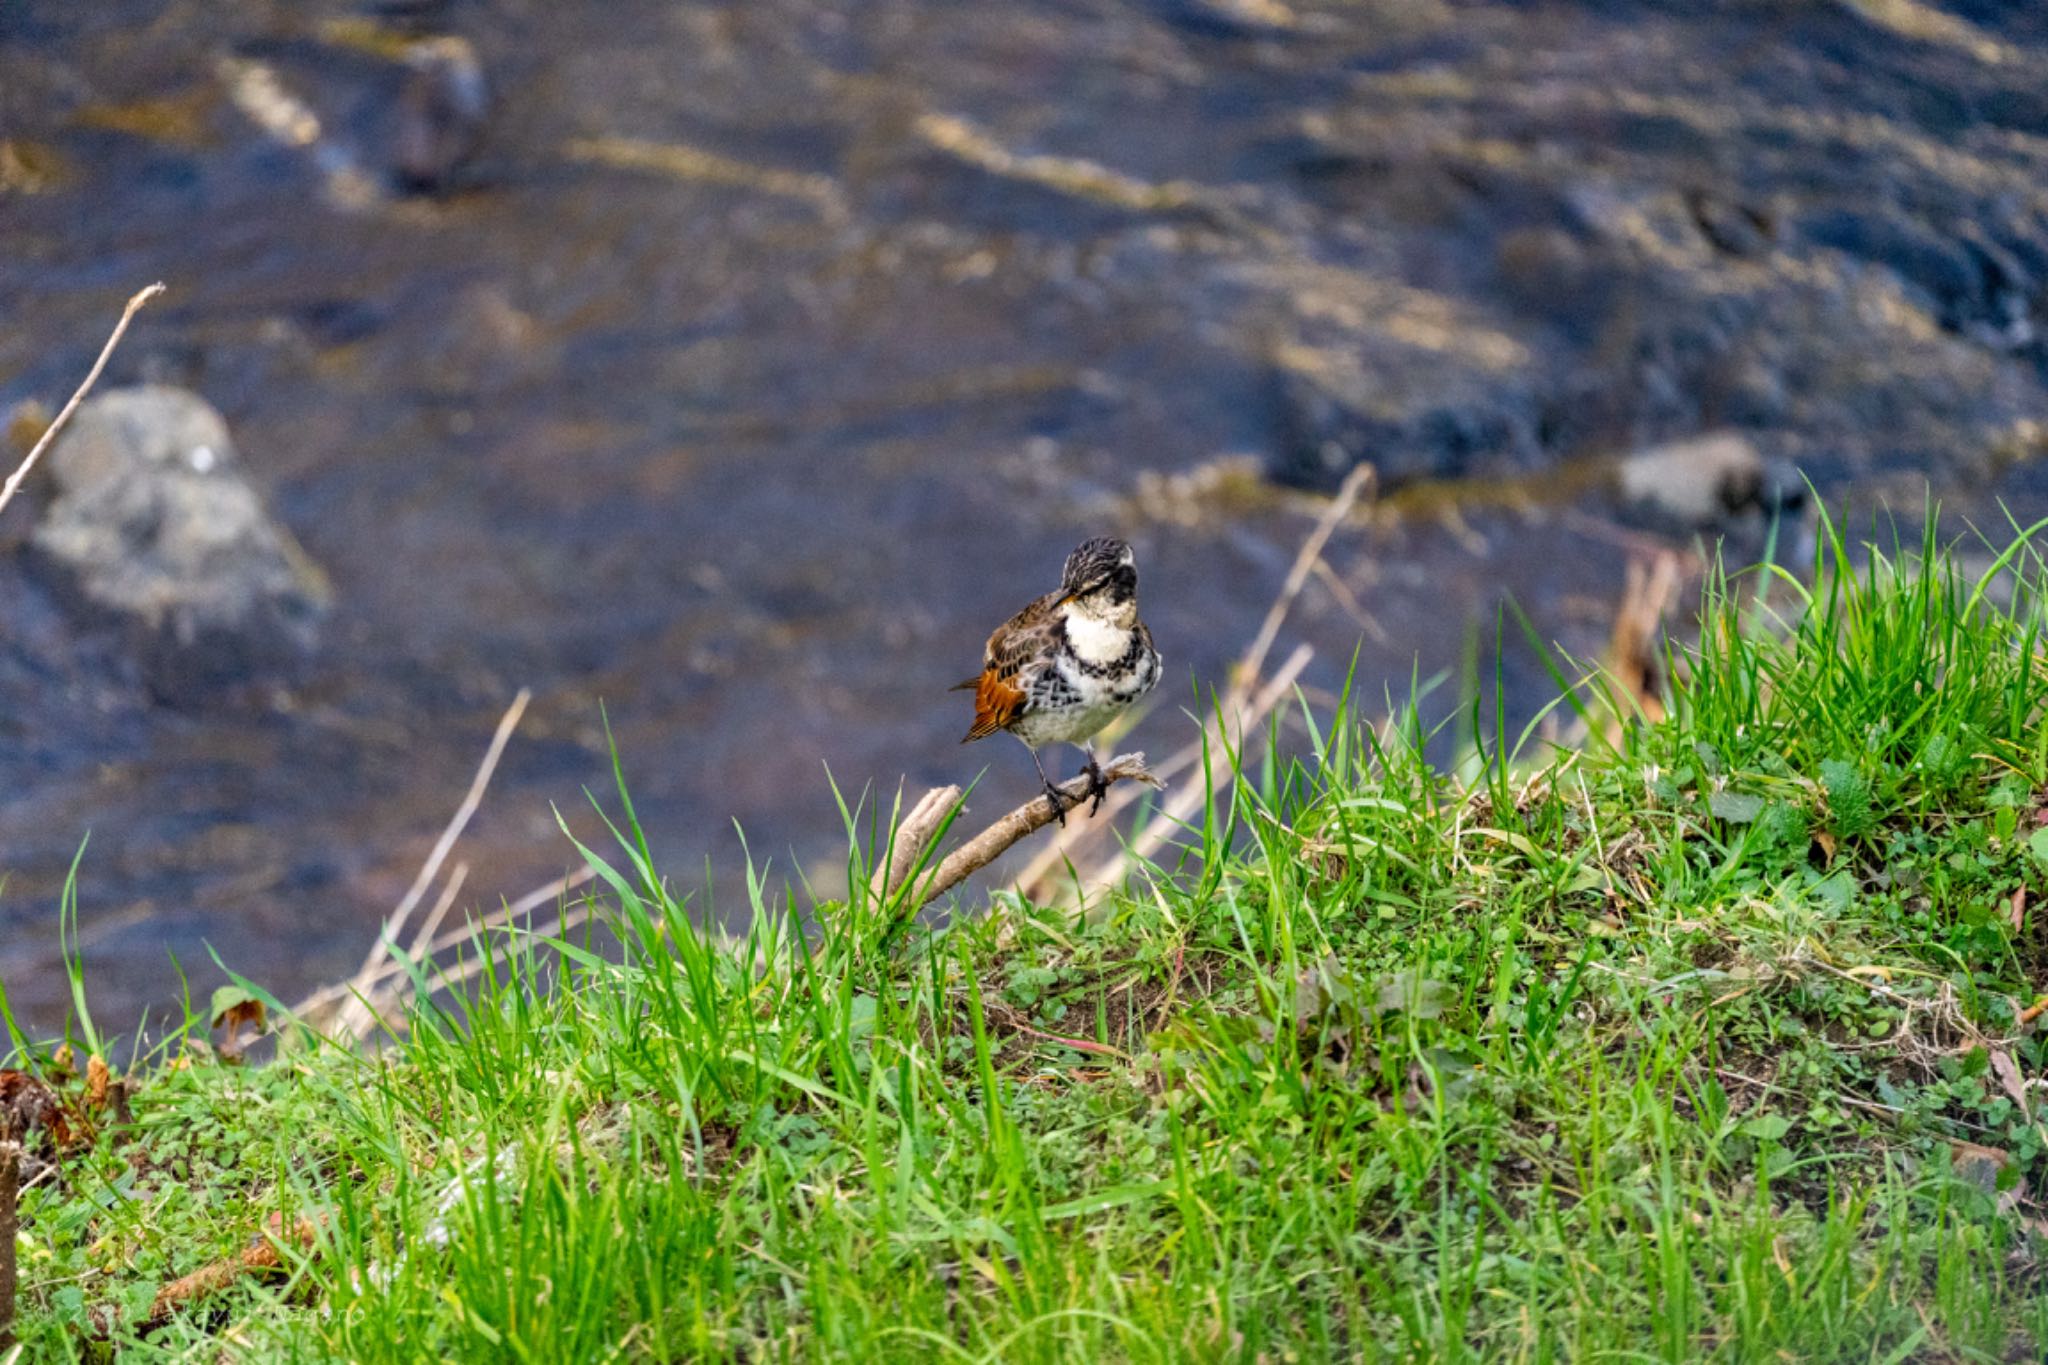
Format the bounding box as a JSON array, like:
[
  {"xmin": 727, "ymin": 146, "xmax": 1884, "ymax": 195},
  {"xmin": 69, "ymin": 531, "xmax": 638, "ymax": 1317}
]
[{"xmin": 957, "ymin": 591, "xmax": 1063, "ymax": 742}]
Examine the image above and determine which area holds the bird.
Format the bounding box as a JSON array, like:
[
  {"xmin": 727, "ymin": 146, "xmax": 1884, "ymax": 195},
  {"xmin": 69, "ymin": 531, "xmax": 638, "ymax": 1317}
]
[{"xmin": 954, "ymin": 537, "xmax": 1162, "ymax": 824}]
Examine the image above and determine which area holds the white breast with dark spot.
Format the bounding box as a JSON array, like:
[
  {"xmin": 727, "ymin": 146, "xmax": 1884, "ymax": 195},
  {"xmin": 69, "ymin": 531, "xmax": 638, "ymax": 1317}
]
[{"xmin": 1009, "ymin": 606, "xmax": 1160, "ymax": 749}]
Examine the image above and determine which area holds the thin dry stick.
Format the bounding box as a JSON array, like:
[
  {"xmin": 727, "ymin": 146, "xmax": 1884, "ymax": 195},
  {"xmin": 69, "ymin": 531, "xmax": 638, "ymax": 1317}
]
[
  {"xmin": 1309, "ymin": 555, "xmax": 1388, "ymax": 644},
  {"xmin": 332, "ymin": 689, "xmax": 530, "ymax": 1041},
  {"xmin": 387, "ymin": 866, "xmax": 594, "ymax": 985},
  {"xmin": 1083, "ymin": 643, "xmax": 1313, "ymax": 894},
  {"xmin": 407, "ymin": 861, "xmax": 471, "ymax": 960},
  {"xmin": 0, "ymin": 283, "xmax": 165, "ymax": 522},
  {"xmin": 1009, "ymin": 466, "xmax": 1371, "ymax": 896},
  {"xmin": 897, "ymin": 754, "xmax": 1162, "ymax": 910},
  {"xmin": 374, "ymin": 898, "xmax": 601, "ymax": 1014},
  {"xmin": 292, "ymin": 865, "xmax": 597, "ymax": 1021},
  {"xmin": 317, "ymin": 863, "xmax": 476, "ymax": 1033},
  {"xmin": 1235, "ymin": 464, "xmax": 1373, "ymax": 687}
]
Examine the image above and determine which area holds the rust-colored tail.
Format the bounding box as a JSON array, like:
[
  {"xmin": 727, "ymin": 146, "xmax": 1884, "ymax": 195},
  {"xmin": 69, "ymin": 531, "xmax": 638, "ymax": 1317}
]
[{"xmin": 956, "ymin": 667, "xmax": 1024, "ymax": 744}]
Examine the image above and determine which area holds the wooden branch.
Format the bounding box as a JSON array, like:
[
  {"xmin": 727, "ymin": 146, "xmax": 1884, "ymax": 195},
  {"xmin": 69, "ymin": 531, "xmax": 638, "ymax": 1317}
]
[
  {"xmin": 1090, "ymin": 644, "xmax": 1313, "ymax": 892},
  {"xmin": 898, "ymin": 753, "xmax": 1162, "ymax": 910},
  {"xmin": 1236, "ymin": 463, "xmax": 1372, "ymax": 689},
  {"xmin": 0, "ymin": 283, "xmax": 165, "ymax": 522},
  {"xmin": 871, "ymin": 784, "xmax": 964, "ymax": 903}
]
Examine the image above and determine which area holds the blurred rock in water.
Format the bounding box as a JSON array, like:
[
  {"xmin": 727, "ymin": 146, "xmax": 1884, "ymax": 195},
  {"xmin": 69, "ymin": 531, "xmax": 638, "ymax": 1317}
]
[
  {"xmin": 392, "ymin": 35, "xmax": 488, "ymax": 193},
  {"xmin": 1615, "ymin": 431, "xmax": 1804, "ymax": 533},
  {"xmin": 28, "ymin": 386, "xmax": 330, "ymax": 702}
]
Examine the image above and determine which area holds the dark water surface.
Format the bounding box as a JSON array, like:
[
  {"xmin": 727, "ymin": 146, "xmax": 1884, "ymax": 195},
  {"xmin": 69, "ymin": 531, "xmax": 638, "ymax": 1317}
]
[{"xmin": 3, "ymin": 0, "xmax": 2047, "ymax": 1035}]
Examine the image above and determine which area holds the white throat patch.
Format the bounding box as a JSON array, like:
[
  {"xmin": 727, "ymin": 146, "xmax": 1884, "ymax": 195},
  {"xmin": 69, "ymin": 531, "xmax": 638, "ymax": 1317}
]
[{"xmin": 1063, "ymin": 606, "xmax": 1131, "ymax": 664}]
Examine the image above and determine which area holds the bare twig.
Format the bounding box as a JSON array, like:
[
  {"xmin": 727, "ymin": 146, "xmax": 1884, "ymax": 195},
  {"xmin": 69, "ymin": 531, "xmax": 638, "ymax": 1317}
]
[
  {"xmin": 898, "ymin": 754, "xmax": 1162, "ymax": 910},
  {"xmin": 372, "ymin": 898, "xmax": 600, "ymax": 1008},
  {"xmin": 0, "ymin": 283, "xmax": 165, "ymax": 523},
  {"xmin": 292, "ymin": 865, "xmax": 596, "ymax": 1025},
  {"xmin": 1309, "ymin": 555, "xmax": 1388, "ymax": 645},
  {"xmin": 372, "ymin": 691, "xmax": 530, "ymax": 964},
  {"xmin": 331, "ymin": 690, "xmax": 530, "ymax": 1043}
]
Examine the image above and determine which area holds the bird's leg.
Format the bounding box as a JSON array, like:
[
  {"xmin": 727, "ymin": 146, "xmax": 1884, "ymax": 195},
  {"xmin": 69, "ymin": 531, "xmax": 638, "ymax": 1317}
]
[
  {"xmin": 1080, "ymin": 744, "xmax": 1109, "ymax": 815},
  {"xmin": 1028, "ymin": 745, "xmax": 1069, "ymax": 827}
]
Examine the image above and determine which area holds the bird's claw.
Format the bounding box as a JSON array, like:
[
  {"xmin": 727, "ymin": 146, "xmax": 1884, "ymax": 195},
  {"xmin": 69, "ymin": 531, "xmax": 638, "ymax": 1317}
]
[
  {"xmin": 1083, "ymin": 758, "xmax": 1110, "ymax": 815},
  {"xmin": 1042, "ymin": 780, "xmax": 1070, "ymax": 827}
]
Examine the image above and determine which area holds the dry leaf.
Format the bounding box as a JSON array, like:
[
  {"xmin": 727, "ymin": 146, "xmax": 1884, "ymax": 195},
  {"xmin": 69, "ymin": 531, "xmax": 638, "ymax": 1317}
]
[
  {"xmin": 2012, "ymin": 885, "xmax": 2029, "ymax": 934},
  {"xmin": 1991, "ymin": 1049, "xmax": 2031, "ymax": 1119},
  {"xmin": 140, "ymin": 1212, "xmax": 322, "ymax": 1331},
  {"xmin": 1950, "ymin": 1139, "xmax": 2012, "ymax": 1196},
  {"xmin": 84, "ymin": 1055, "xmax": 110, "ymax": 1112}
]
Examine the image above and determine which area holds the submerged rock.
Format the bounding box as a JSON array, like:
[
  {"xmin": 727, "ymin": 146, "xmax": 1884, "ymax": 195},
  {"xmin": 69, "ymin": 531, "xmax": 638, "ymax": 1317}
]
[
  {"xmin": 392, "ymin": 36, "xmax": 489, "ymax": 193},
  {"xmin": 29, "ymin": 386, "xmax": 330, "ymax": 699},
  {"xmin": 1265, "ymin": 334, "xmax": 1545, "ymax": 494}
]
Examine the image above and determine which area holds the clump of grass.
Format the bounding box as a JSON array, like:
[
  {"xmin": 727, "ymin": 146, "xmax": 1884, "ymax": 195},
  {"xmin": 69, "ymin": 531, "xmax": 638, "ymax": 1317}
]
[{"xmin": 6, "ymin": 507, "xmax": 2048, "ymax": 1361}]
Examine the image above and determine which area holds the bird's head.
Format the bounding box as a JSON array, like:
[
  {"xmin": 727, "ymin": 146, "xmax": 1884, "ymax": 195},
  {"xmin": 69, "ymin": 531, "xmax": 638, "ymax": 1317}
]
[{"xmin": 1060, "ymin": 537, "xmax": 1139, "ymax": 618}]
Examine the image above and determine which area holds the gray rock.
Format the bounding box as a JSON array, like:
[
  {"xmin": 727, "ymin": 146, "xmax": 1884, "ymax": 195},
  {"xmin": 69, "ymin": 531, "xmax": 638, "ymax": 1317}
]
[
  {"xmin": 1615, "ymin": 431, "xmax": 1805, "ymax": 530},
  {"xmin": 1265, "ymin": 334, "xmax": 1545, "ymax": 493},
  {"xmin": 29, "ymin": 385, "xmax": 329, "ymax": 697}
]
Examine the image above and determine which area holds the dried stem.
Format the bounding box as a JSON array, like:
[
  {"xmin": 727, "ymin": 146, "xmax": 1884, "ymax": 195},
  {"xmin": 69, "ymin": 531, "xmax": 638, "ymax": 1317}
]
[
  {"xmin": 373, "ymin": 898, "xmax": 600, "ymax": 1007},
  {"xmin": 1084, "ymin": 643, "xmax": 1313, "ymax": 893},
  {"xmin": 294, "ymin": 864, "xmax": 596, "ymax": 1026},
  {"xmin": 408, "ymin": 861, "xmax": 471, "ymax": 960},
  {"xmin": 0, "ymin": 283, "xmax": 165, "ymax": 522},
  {"xmin": 331, "ymin": 690, "xmax": 530, "ymax": 1043},
  {"xmin": 1235, "ymin": 464, "xmax": 1373, "ymax": 687}
]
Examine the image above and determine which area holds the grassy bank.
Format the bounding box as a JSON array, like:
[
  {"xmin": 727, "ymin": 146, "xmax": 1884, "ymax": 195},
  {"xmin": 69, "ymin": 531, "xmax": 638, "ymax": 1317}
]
[{"xmin": 7, "ymin": 511, "xmax": 2048, "ymax": 1361}]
